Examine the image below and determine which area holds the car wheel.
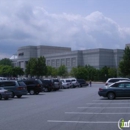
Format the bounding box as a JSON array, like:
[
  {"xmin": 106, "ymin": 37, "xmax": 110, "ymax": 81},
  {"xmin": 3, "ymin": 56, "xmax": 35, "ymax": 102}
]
[
  {"xmin": 107, "ymin": 92, "xmax": 115, "ymax": 100},
  {"xmin": 4, "ymin": 97, "xmax": 9, "ymax": 100},
  {"xmin": 43, "ymin": 88, "xmax": 48, "ymax": 92},
  {"xmin": 35, "ymin": 92, "xmax": 39, "ymax": 95},
  {"xmin": 11, "ymin": 92, "xmax": 15, "ymax": 98},
  {"xmin": 29, "ymin": 90, "xmax": 35, "ymax": 95},
  {"xmin": 0, "ymin": 94, "xmax": 2, "ymax": 100},
  {"xmin": 17, "ymin": 95, "xmax": 22, "ymax": 98}
]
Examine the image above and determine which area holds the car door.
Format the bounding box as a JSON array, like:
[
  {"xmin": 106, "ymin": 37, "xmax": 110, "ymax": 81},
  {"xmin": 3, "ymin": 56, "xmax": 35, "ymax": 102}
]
[
  {"xmin": 111, "ymin": 83, "xmax": 126, "ymax": 97},
  {"xmin": 2, "ymin": 81, "xmax": 16, "ymax": 92},
  {"xmin": 124, "ymin": 82, "xmax": 130, "ymax": 97}
]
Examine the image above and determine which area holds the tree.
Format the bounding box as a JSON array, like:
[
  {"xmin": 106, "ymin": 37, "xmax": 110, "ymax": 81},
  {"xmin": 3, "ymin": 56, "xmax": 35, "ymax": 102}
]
[
  {"xmin": 119, "ymin": 46, "xmax": 130, "ymax": 77},
  {"xmin": 12, "ymin": 67, "xmax": 24, "ymax": 76},
  {"xmin": 0, "ymin": 58, "xmax": 13, "ymax": 66},
  {"xmin": 108, "ymin": 68, "xmax": 117, "ymax": 78},
  {"xmin": 37, "ymin": 56, "xmax": 47, "ymax": 77},
  {"xmin": 58, "ymin": 65, "xmax": 68, "ymax": 77},
  {"xmin": 0, "ymin": 65, "xmax": 13, "ymax": 77},
  {"xmin": 25, "ymin": 57, "xmax": 47, "ymax": 77}
]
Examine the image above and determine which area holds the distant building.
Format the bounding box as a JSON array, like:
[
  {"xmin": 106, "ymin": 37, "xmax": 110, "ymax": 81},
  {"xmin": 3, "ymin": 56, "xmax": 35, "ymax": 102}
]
[{"xmin": 11, "ymin": 44, "xmax": 126, "ymax": 71}]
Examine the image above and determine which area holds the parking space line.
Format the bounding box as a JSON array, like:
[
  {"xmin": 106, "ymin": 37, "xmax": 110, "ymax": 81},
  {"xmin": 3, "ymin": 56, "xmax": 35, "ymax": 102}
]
[
  {"xmin": 65, "ymin": 112, "xmax": 130, "ymax": 114},
  {"xmin": 47, "ymin": 120, "xmax": 117, "ymax": 124},
  {"xmin": 78, "ymin": 107, "xmax": 130, "ymax": 108},
  {"xmin": 93, "ymin": 100, "xmax": 130, "ymax": 102},
  {"xmin": 86, "ymin": 103, "xmax": 130, "ymax": 104}
]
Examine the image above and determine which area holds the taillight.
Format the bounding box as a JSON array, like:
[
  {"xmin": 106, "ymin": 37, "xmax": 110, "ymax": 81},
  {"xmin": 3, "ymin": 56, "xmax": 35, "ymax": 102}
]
[
  {"xmin": 99, "ymin": 88, "xmax": 103, "ymax": 91},
  {"xmin": 17, "ymin": 87, "xmax": 24, "ymax": 90},
  {"xmin": 37, "ymin": 84, "xmax": 41, "ymax": 87}
]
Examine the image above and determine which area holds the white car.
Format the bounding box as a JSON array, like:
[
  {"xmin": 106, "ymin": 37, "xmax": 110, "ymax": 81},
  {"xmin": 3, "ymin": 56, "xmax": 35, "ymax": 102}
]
[
  {"xmin": 105, "ymin": 78, "xmax": 129, "ymax": 86},
  {"xmin": 68, "ymin": 78, "xmax": 80, "ymax": 88},
  {"xmin": 60, "ymin": 79, "xmax": 71, "ymax": 89}
]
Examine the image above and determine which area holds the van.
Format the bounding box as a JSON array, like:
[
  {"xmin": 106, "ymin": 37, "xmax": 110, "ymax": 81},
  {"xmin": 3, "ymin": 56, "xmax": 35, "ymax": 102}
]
[
  {"xmin": 105, "ymin": 78, "xmax": 129, "ymax": 85},
  {"xmin": 0, "ymin": 80, "xmax": 27, "ymax": 98}
]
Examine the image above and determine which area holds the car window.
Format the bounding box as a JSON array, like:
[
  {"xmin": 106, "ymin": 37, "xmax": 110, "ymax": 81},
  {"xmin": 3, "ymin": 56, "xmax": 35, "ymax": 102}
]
[
  {"xmin": 125, "ymin": 83, "xmax": 130, "ymax": 88},
  {"xmin": 111, "ymin": 83, "xmax": 125, "ymax": 88},
  {"xmin": 3, "ymin": 81, "xmax": 16, "ymax": 86},
  {"xmin": 18, "ymin": 81, "xmax": 26, "ymax": 86}
]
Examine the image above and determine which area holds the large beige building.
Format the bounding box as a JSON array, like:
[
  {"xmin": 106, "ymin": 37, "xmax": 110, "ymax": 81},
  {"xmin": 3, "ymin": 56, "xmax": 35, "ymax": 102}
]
[{"xmin": 11, "ymin": 44, "xmax": 128, "ymax": 71}]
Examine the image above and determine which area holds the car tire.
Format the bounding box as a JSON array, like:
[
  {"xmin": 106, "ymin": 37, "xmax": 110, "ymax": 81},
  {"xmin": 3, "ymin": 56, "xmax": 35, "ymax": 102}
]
[
  {"xmin": 35, "ymin": 92, "xmax": 39, "ymax": 95},
  {"xmin": 4, "ymin": 97, "xmax": 9, "ymax": 100},
  {"xmin": 0, "ymin": 94, "xmax": 2, "ymax": 100},
  {"xmin": 11, "ymin": 92, "xmax": 15, "ymax": 98},
  {"xmin": 17, "ymin": 95, "xmax": 22, "ymax": 98},
  {"xmin": 29, "ymin": 90, "xmax": 35, "ymax": 95},
  {"xmin": 107, "ymin": 92, "xmax": 115, "ymax": 100}
]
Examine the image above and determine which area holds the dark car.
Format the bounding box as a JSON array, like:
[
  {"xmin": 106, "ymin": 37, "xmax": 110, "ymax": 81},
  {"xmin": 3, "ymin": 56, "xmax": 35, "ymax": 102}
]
[
  {"xmin": 98, "ymin": 80, "xmax": 130, "ymax": 99},
  {"xmin": 0, "ymin": 87, "xmax": 12, "ymax": 100},
  {"xmin": 51, "ymin": 78, "xmax": 60, "ymax": 91},
  {"xmin": 40, "ymin": 79, "xmax": 54, "ymax": 92},
  {"xmin": 23, "ymin": 79, "xmax": 43, "ymax": 95},
  {"xmin": 77, "ymin": 79, "xmax": 88, "ymax": 87},
  {"xmin": 0, "ymin": 80, "xmax": 27, "ymax": 98}
]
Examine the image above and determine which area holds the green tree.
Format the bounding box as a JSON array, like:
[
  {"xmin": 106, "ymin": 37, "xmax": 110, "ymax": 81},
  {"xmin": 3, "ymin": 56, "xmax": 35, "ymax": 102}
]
[
  {"xmin": 58, "ymin": 65, "xmax": 68, "ymax": 77},
  {"xmin": 0, "ymin": 58, "xmax": 13, "ymax": 66},
  {"xmin": 119, "ymin": 46, "xmax": 130, "ymax": 77},
  {"xmin": 37, "ymin": 56, "xmax": 47, "ymax": 77},
  {"xmin": 25, "ymin": 57, "xmax": 47, "ymax": 77},
  {"xmin": 108, "ymin": 68, "xmax": 117, "ymax": 78},
  {"xmin": 0, "ymin": 65, "xmax": 13, "ymax": 77},
  {"xmin": 12, "ymin": 67, "xmax": 24, "ymax": 76}
]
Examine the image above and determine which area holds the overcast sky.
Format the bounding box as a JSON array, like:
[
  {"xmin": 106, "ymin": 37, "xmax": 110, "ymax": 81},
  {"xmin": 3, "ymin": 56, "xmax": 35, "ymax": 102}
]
[{"xmin": 1, "ymin": 0, "xmax": 130, "ymax": 59}]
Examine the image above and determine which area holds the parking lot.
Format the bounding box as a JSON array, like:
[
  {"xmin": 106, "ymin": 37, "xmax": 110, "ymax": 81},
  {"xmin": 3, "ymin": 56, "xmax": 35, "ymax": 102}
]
[{"xmin": 0, "ymin": 83, "xmax": 130, "ymax": 130}]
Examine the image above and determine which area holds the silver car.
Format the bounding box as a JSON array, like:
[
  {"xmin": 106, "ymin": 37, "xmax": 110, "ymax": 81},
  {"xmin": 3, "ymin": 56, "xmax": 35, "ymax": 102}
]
[{"xmin": 0, "ymin": 87, "xmax": 12, "ymax": 100}]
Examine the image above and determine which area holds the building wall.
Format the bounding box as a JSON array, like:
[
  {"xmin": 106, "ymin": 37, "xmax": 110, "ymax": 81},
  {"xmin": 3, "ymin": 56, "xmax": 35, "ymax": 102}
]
[
  {"xmin": 45, "ymin": 51, "xmax": 81, "ymax": 72},
  {"xmin": 82, "ymin": 49, "xmax": 100, "ymax": 69},
  {"xmin": 37, "ymin": 45, "xmax": 71, "ymax": 57},
  {"xmin": 12, "ymin": 45, "xmax": 125, "ymax": 72}
]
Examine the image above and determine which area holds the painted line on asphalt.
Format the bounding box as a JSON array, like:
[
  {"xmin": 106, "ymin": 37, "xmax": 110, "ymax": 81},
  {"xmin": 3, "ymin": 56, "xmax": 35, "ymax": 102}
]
[
  {"xmin": 93, "ymin": 100, "xmax": 130, "ymax": 102},
  {"xmin": 65, "ymin": 112, "xmax": 130, "ymax": 114},
  {"xmin": 78, "ymin": 107, "xmax": 130, "ymax": 108},
  {"xmin": 86, "ymin": 103, "xmax": 130, "ymax": 104},
  {"xmin": 47, "ymin": 120, "xmax": 117, "ymax": 124}
]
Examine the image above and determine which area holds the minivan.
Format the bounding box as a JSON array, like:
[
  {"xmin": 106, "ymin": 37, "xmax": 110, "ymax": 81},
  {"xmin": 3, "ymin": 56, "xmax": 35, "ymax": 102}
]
[{"xmin": 0, "ymin": 80, "xmax": 27, "ymax": 98}]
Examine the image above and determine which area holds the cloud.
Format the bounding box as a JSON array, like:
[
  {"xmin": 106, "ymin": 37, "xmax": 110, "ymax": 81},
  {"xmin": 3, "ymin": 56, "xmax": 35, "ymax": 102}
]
[{"xmin": 0, "ymin": 1, "xmax": 130, "ymax": 59}]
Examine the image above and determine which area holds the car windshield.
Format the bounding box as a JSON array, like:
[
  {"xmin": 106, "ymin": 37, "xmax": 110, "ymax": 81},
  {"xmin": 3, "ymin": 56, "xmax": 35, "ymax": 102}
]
[
  {"xmin": 18, "ymin": 81, "xmax": 26, "ymax": 86},
  {"xmin": 0, "ymin": 87, "xmax": 4, "ymax": 90}
]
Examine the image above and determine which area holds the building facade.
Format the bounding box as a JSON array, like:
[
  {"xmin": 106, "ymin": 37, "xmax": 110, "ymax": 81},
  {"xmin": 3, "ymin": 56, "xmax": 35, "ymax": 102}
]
[{"xmin": 11, "ymin": 44, "xmax": 126, "ymax": 71}]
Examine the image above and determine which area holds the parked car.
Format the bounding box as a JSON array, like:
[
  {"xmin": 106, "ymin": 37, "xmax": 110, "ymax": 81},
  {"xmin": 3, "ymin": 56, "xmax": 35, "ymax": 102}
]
[
  {"xmin": 0, "ymin": 87, "xmax": 12, "ymax": 100},
  {"xmin": 60, "ymin": 79, "xmax": 70, "ymax": 89},
  {"xmin": 23, "ymin": 79, "xmax": 43, "ymax": 95},
  {"xmin": 0, "ymin": 80, "xmax": 27, "ymax": 98},
  {"xmin": 40, "ymin": 79, "xmax": 54, "ymax": 92},
  {"xmin": 105, "ymin": 78, "xmax": 129, "ymax": 86},
  {"xmin": 51, "ymin": 78, "xmax": 60, "ymax": 91},
  {"xmin": 68, "ymin": 78, "xmax": 80, "ymax": 88},
  {"xmin": 98, "ymin": 80, "xmax": 130, "ymax": 99},
  {"xmin": 77, "ymin": 79, "xmax": 88, "ymax": 87}
]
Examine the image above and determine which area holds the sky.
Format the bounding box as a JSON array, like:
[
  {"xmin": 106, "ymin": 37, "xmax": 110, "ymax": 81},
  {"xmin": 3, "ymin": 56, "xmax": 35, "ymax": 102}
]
[{"xmin": 1, "ymin": 0, "xmax": 130, "ymax": 59}]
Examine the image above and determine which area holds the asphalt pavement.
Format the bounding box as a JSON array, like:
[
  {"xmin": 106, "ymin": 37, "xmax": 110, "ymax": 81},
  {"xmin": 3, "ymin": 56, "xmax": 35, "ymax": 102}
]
[{"xmin": 0, "ymin": 83, "xmax": 130, "ymax": 130}]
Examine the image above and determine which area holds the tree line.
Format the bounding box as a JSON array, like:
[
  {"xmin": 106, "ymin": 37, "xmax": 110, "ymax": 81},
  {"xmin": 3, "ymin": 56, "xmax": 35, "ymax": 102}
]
[{"xmin": 0, "ymin": 46, "xmax": 130, "ymax": 80}]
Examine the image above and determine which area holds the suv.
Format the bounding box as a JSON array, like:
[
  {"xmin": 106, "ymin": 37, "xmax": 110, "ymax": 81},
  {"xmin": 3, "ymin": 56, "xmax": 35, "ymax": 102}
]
[
  {"xmin": 0, "ymin": 80, "xmax": 27, "ymax": 98},
  {"xmin": 51, "ymin": 78, "xmax": 60, "ymax": 91},
  {"xmin": 23, "ymin": 79, "xmax": 43, "ymax": 95},
  {"xmin": 68, "ymin": 78, "xmax": 79, "ymax": 88},
  {"xmin": 40, "ymin": 79, "xmax": 54, "ymax": 92},
  {"xmin": 59, "ymin": 79, "xmax": 70, "ymax": 89},
  {"xmin": 105, "ymin": 78, "xmax": 129, "ymax": 86},
  {"xmin": 77, "ymin": 79, "xmax": 88, "ymax": 87}
]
